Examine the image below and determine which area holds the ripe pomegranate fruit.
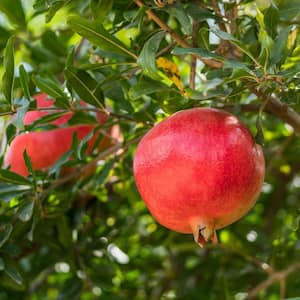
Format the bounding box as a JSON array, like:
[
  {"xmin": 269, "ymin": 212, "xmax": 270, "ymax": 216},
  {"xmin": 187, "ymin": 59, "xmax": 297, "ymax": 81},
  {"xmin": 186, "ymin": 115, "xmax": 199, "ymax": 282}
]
[
  {"xmin": 4, "ymin": 93, "xmax": 119, "ymax": 176},
  {"xmin": 133, "ymin": 108, "xmax": 265, "ymax": 247}
]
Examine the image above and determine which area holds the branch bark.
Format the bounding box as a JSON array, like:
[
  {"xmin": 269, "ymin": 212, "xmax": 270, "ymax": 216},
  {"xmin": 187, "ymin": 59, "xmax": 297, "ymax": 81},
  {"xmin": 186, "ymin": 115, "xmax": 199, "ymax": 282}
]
[{"xmin": 251, "ymin": 89, "xmax": 300, "ymax": 135}]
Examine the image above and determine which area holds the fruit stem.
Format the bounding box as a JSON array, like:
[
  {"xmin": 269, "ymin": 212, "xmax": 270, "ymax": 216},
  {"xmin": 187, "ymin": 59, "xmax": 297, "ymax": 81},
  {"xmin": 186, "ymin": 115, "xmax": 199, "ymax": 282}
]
[{"xmin": 192, "ymin": 223, "xmax": 218, "ymax": 248}]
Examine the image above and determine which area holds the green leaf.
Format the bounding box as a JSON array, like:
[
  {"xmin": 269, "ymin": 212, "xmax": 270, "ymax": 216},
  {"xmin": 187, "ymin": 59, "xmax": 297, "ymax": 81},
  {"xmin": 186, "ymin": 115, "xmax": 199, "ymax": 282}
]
[
  {"xmin": 64, "ymin": 67, "xmax": 105, "ymax": 109},
  {"xmin": 48, "ymin": 151, "xmax": 72, "ymax": 176},
  {"xmin": 279, "ymin": 0, "xmax": 300, "ymax": 20},
  {"xmin": 41, "ymin": 30, "xmax": 67, "ymax": 57},
  {"xmin": 32, "ymin": 76, "xmax": 67, "ymax": 100},
  {"xmin": 138, "ymin": 31, "xmax": 165, "ymax": 80},
  {"xmin": 0, "ymin": 0, "xmax": 26, "ymax": 28},
  {"xmin": 18, "ymin": 200, "xmax": 35, "ymax": 222},
  {"xmin": 12, "ymin": 98, "xmax": 30, "ymax": 130},
  {"xmin": 19, "ymin": 65, "xmax": 32, "ymax": 102},
  {"xmin": 57, "ymin": 277, "xmax": 83, "ymax": 300},
  {"xmin": 0, "ymin": 169, "xmax": 31, "ymax": 185},
  {"xmin": 256, "ymin": 7, "xmax": 274, "ymax": 65},
  {"xmin": 5, "ymin": 123, "xmax": 17, "ymax": 144},
  {"xmin": 0, "ymin": 258, "xmax": 5, "ymax": 271},
  {"xmin": 67, "ymin": 16, "xmax": 136, "ymax": 59},
  {"xmin": 29, "ymin": 111, "xmax": 69, "ymax": 128},
  {"xmin": 211, "ymin": 28, "xmax": 260, "ymax": 66},
  {"xmin": 172, "ymin": 47, "xmax": 223, "ymax": 60},
  {"xmin": 95, "ymin": 159, "xmax": 115, "ymax": 185},
  {"xmin": 0, "ymin": 224, "xmax": 13, "ymax": 248},
  {"xmin": 0, "ymin": 26, "xmax": 11, "ymax": 51},
  {"xmin": 90, "ymin": 0, "xmax": 113, "ymax": 21},
  {"xmin": 0, "ymin": 184, "xmax": 32, "ymax": 202},
  {"xmin": 129, "ymin": 79, "xmax": 170, "ymax": 100},
  {"xmin": 23, "ymin": 150, "xmax": 35, "ymax": 181},
  {"xmin": 57, "ymin": 216, "xmax": 72, "ymax": 248},
  {"xmin": 170, "ymin": 6, "xmax": 192, "ymax": 35},
  {"xmin": 2, "ymin": 37, "xmax": 15, "ymax": 105},
  {"xmin": 4, "ymin": 264, "xmax": 23, "ymax": 286},
  {"xmin": 270, "ymin": 26, "xmax": 293, "ymax": 66},
  {"xmin": 186, "ymin": 3, "xmax": 222, "ymax": 22},
  {"xmin": 45, "ymin": 1, "xmax": 65, "ymax": 23},
  {"xmin": 264, "ymin": 4, "xmax": 279, "ymax": 39}
]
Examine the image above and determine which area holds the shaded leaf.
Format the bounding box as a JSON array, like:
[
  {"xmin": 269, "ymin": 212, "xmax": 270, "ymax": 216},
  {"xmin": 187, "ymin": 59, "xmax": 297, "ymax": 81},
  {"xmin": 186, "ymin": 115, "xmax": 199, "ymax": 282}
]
[
  {"xmin": 170, "ymin": 6, "xmax": 192, "ymax": 35},
  {"xmin": 45, "ymin": 1, "xmax": 65, "ymax": 23},
  {"xmin": 138, "ymin": 31, "xmax": 165, "ymax": 80},
  {"xmin": 19, "ymin": 65, "xmax": 32, "ymax": 102},
  {"xmin": 2, "ymin": 37, "xmax": 15, "ymax": 105},
  {"xmin": 0, "ymin": 169, "xmax": 31, "ymax": 185},
  {"xmin": 172, "ymin": 47, "xmax": 223, "ymax": 60},
  {"xmin": 0, "ymin": 0, "xmax": 26, "ymax": 28},
  {"xmin": 4, "ymin": 264, "xmax": 23, "ymax": 286},
  {"xmin": 129, "ymin": 79, "xmax": 170, "ymax": 100},
  {"xmin": 64, "ymin": 67, "xmax": 104, "ymax": 109},
  {"xmin": 90, "ymin": 0, "xmax": 113, "ymax": 21},
  {"xmin": 32, "ymin": 76, "xmax": 67, "ymax": 100},
  {"xmin": 270, "ymin": 26, "xmax": 293, "ymax": 66},
  {"xmin": 18, "ymin": 200, "xmax": 35, "ymax": 222},
  {"xmin": 0, "ymin": 224, "xmax": 13, "ymax": 248}
]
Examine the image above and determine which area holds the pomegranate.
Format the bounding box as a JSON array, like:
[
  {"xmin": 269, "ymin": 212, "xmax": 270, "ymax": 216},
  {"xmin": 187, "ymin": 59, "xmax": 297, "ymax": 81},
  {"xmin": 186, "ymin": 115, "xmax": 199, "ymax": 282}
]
[
  {"xmin": 133, "ymin": 108, "xmax": 265, "ymax": 247},
  {"xmin": 4, "ymin": 93, "xmax": 119, "ymax": 176}
]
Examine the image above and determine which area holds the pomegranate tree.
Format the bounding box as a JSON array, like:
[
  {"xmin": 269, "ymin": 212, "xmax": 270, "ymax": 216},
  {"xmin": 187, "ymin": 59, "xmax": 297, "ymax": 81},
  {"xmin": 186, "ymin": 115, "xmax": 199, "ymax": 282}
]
[{"xmin": 133, "ymin": 108, "xmax": 265, "ymax": 247}]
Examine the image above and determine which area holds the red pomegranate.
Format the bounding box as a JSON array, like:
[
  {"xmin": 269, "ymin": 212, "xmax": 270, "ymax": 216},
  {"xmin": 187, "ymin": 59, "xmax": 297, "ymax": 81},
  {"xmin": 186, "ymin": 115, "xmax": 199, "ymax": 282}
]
[
  {"xmin": 4, "ymin": 93, "xmax": 119, "ymax": 176},
  {"xmin": 133, "ymin": 108, "xmax": 265, "ymax": 247}
]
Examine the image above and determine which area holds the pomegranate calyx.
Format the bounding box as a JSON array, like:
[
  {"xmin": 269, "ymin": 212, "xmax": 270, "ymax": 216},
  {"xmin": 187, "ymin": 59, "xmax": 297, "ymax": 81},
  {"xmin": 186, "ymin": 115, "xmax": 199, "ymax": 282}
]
[{"xmin": 192, "ymin": 224, "xmax": 218, "ymax": 248}]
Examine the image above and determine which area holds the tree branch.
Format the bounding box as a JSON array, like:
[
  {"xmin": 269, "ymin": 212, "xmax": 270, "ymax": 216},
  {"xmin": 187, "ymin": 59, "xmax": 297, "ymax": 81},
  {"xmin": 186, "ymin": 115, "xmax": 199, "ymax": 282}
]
[
  {"xmin": 246, "ymin": 261, "xmax": 300, "ymax": 299},
  {"xmin": 251, "ymin": 88, "xmax": 300, "ymax": 135}
]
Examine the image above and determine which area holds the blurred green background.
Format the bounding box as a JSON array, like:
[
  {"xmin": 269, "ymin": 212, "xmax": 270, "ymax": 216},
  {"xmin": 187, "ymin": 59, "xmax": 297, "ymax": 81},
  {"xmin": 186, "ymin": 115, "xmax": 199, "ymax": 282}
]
[{"xmin": 0, "ymin": 0, "xmax": 300, "ymax": 299}]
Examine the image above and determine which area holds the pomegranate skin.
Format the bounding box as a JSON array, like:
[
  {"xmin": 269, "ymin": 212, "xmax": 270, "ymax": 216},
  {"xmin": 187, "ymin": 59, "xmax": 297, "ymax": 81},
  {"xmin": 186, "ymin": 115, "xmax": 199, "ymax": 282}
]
[{"xmin": 133, "ymin": 108, "xmax": 265, "ymax": 246}]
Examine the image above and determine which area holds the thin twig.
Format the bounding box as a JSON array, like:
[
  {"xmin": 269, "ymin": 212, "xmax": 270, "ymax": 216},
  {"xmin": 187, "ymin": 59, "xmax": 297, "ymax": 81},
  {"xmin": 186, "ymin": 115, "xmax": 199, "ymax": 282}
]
[
  {"xmin": 189, "ymin": 21, "xmax": 198, "ymax": 90},
  {"xmin": 246, "ymin": 262, "xmax": 300, "ymax": 299}
]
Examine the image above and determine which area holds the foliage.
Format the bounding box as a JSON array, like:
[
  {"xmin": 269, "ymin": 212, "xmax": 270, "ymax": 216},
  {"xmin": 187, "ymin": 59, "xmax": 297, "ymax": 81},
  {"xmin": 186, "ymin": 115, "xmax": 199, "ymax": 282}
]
[{"xmin": 0, "ymin": 0, "xmax": 300, "ymax": 299}]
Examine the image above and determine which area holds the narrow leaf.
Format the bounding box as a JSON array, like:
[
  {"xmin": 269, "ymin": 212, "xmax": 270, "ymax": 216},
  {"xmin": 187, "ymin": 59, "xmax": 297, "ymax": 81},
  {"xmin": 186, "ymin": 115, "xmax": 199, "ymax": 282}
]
[
  {"xmin": 2, "ymin": 37, "xmax": 15, "ymax": 105},
  {"xmin": 19, "ymin": 200, "xmax": 35, "ymax": 222},
  {"xmin": 170, "ymin": 6, "xmax": 192, "ymax": 35},
  {"xmin": 0, "ymin": 183, "xmax": 32, "ymax": 202},
  {"xmin": 0, "ymin": 224, "xmax": 13, "ymax": 248},
  {"xmin": 90, "ymin": 0, "xmax": 113, "ymax": 21},
  {"xmin": 45, "ymin": 1, "xmax": 65, "ymax": 23},
  {"xmin": 12, "ymin": 103, "xmax": 29, "ymax": 130},
  {"xmin": 0, "ymin": 258, "xmax": 4, "ymax": 271},
  {"xmin": 19, "ymin": 65, "xmax": 32, "ymax": 102},
  {"xmin": 0, "ymin": 169, "xmax": 31, "ymax": 185},
  {"xmin": 211, "ymin": 28, "xmax": 260, "ymax": 66},
  {"xmin": 67, "ymin": 16, "xmax": 136, "ymax": 59},
  {"xmin": 95, "ymin": 160, "xmax": 115, "ymax": 186},
  {"xmin": 64, "ymin": 67, "xmax": 104, "ymax": 109},
  {"xmin": 5, "ymin": 264, "xmax": 23, "ymax": 286},
  {"xmin": 32, "ymin": 76, "xmax": 67, "ymax": 100},
  {"xmin": 0, "ymin": 0, "xmax": 26, "ymax": 28},
  {"xmin": 270, "ymin": 26, "xmax": 293, "ymax": 66},
  {"xmin": 138, "ymin": 31, "xmax": 165, "ymax": 80},
  {"xmin": 172, "ymin": 47, "xmax": 223, "ymax": 60},
  {"xmin": 129, "ymin": 79, "xmax": 170, "ymax": 100}
]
